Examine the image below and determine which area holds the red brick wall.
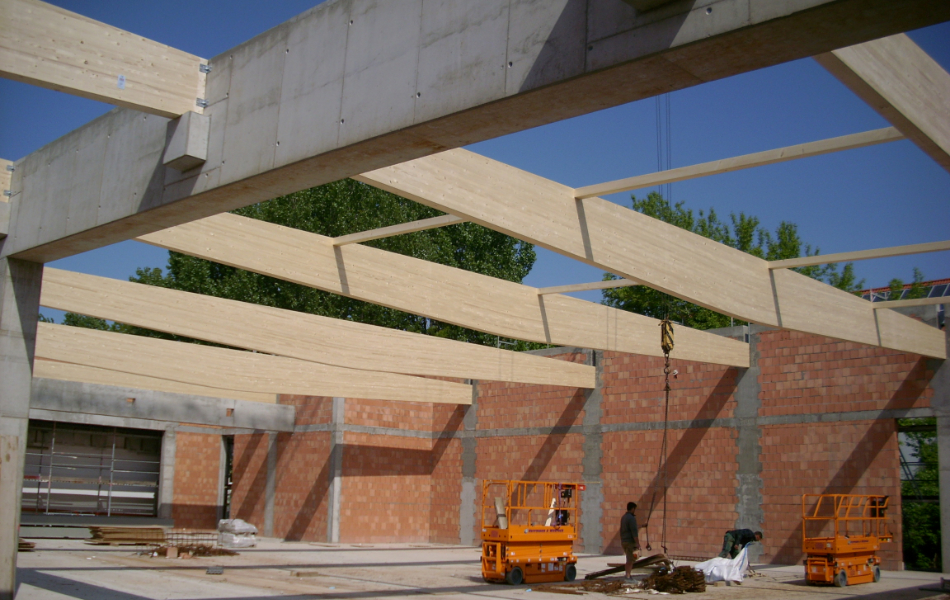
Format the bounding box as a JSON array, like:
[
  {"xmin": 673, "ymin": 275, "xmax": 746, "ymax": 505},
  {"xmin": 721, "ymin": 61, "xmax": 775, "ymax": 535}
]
[
  {"xmin": 230, "ymin": 432, "xmax": 269, "ymax": 530},
  {"xmin": 172, "ymin": 431, "xmax": 220, "ymax": 529},
  {"xmin": 601, "ymin": 353, "xmax": 740, "ymax": 558},
  {"xmin": 757, "ymin": 329, "xmax": 936, "ymax": 569},
  {"xmin": 430, "ymin": 404, "xmax": 466, "ymax": 544},
  {"xmin": 274, "ymin": 430, "xmax": 332, "ymax": 541}
]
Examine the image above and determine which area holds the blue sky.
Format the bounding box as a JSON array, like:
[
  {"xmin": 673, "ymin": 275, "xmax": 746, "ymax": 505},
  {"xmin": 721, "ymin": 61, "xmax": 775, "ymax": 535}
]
[{"xmin": 1, "ymin": 1, "xmax": 947, "ymax": 314}]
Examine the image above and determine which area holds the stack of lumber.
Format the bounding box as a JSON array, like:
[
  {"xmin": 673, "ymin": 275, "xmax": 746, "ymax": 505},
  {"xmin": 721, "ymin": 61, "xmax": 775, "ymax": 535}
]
[
  {"xmin": 87, "ymin": 526, "xmax": 166, "ymax": 545},
  {"xmin": 18, "ymin": 539, "xmax": 35, "ymax": 552}
]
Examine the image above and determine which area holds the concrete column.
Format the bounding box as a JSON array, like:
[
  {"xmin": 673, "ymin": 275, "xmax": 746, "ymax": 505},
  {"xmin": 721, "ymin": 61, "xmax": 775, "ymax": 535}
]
[
  {"xmin": 734, "ymin": 325, "xmax": 764, "ymax": 561},
  {"xmin": 0, "ymin": 257, "xmax": 42, "ymax": 600},
  {"xmin": 930, "ymin": 327, "xmax": 950, "ymax": 574},
  {"xmin": 158, "ymin": 427, "xmax": 177, "ymax": 519},
  {"xmin": 326, "ymin": 397, "xmax": 344, "ymax": 543},
  {"xmin": 264, "ymin": 432, "xmax": 277, "ymax": 537},
  {"xmin": 459, "ymin": 382, "xmax": 479, "ymax": 546},
  {"xmin": 580, "ymin": 350, "xmax": 604, "ymax": 553}
]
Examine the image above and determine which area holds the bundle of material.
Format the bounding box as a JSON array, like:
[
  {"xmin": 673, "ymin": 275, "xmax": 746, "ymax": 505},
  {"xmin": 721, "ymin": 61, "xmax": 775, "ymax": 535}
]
[
  {"xmin": 641, "ymin": 565, "xmax": 706, "ymax": 594},
  {"xmin": 217, "ymin": 519, "xmax": 257, "ymax": 548},
  {"xmin": 148, "ymin": 545, "xmax": 237, "ymax": 558},
  {"xmin": 87, "ymin": 526, "xmax": 166, "ymax": 545},
  {"xmin": 18, "ymin": 539, "xmax": 35, "ymax": 552}
]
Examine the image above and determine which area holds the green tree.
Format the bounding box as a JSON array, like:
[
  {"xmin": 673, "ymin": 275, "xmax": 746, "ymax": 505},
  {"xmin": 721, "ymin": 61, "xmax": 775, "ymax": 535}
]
[
  {"xmin": 898, "ymin": 417, "xmax": 941, "ymax": 571},
  {"xmin": 62, "ymin": 180, "xmax": 538, "ymax": 348},
  {"xmin": 889, "ymin": 267, "xmax": 928, "ymax": 301},
  {"xmin": 601, "ymin": 193, "xmax": 864, "ymax": 329}
]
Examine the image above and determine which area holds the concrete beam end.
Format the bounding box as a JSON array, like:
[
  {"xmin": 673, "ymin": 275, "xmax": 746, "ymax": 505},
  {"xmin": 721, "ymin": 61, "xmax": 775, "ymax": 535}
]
[{"xmin": 163, "ymin": 111, "xmax": 210, "ymax": 172}]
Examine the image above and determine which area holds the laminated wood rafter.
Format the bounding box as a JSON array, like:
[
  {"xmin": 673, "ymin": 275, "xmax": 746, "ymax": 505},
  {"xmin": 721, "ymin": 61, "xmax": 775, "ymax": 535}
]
[
  {"xmin": 770, "ymin": 240, "xmax": 950, "ymax": 269},
  {"xmin": 33, "ymin": 359, "xmax": 277, "ymax": 404},
  {"xmin": 41, "ymin": 268, "xmax": 595, "ymax": 388},
  {"xmin": 332, "ymin": 215, "xmax": 466, "ymax": 246},
  {"xmin": 0, "ymin": 0, "xmax": 205, "ymax": 117},
  {"xmin": 816, "ymin": 34, "xmax": 950, "ymax": 173},
  {"xmin": 356, "ymin": 149, "xmax": 946, "ymax": 359},
  {"xmin": 35, "ymin": 323, "xmax": 473, "ymax": 405},
  {"xmin": 574, "ymin": 127, "xmax": 904, "ymax": 199},
  {"xmin": 137, "ymin": 213, "xmax": 751, "ymax": 368}
]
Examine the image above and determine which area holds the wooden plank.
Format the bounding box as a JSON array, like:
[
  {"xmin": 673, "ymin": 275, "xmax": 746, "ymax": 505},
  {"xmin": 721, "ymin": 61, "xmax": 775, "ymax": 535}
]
[
  {"xmin": 356, "ymin": 149, "xmax": 946, "ymax": 359},
  {"xmin": 573, "ymin": 127, "xmax": 903, "ymax": 199},
  {"xmin": 35, "ymin": 323, "xmax": 473, "ymax": 405},
  {"xmin": 872, "ymin": 297, "xmax": 947, "ymax": 310},
  {"xmin": 40, "ymin": 268, "xmax": 595, "ymax": 388},
  {"xmin": 538, "ymin": 279, "xmax": 637, "ymax": 296},
  {"xmin": 0, "ymin": 0, "xmax": 205, "ymax": 118},
  {"xmin": 332, "ymin": 215, "xmax": 466, "ymax": 246},
  {"xmin": 138, "ymin": 213, "xmax": 751, "ymax": 368},
  {"xmin": 33, "ymin": 359, "xmax": 277, "ymax": 404},
  {"xmin": 770, "ymin": 240, "xmax": 950, "ymax": 269},
  {"xmin": 815, "ymin": 34, "xmax": 950, "ymax": 173}
]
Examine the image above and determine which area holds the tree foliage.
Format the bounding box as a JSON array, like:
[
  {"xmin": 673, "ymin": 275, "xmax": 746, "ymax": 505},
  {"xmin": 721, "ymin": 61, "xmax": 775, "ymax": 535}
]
[
  {"xmin": 601, "ymin": 193, "xmax": 864, "ymax": 329},
  {"xmin": 899, "ymin": 417, "xmax": 941, "ymax": 572},
  {"xmin": 889, "ymin": 267, "xmax": 928, "ymax": 301},
  {"xmin": 59, "ymin": 180, "xmax": 538, "ymax": 348}
]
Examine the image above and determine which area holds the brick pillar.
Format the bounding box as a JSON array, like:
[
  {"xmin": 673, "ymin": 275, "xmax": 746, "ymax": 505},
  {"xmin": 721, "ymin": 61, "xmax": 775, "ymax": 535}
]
[{"xmin": 0, "ymin": 258, "xmax": 42, "ymax": 600}]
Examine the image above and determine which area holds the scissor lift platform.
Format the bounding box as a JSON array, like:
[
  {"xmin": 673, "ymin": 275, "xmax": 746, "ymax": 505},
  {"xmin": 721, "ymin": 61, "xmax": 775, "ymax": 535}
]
[
  {"xmin": 481, "ymin": 480, "xmax": 584, "ymax": 585},
  {"xmin": 802, "ymin": 494, "xmax": 892, "ymax": 587}
]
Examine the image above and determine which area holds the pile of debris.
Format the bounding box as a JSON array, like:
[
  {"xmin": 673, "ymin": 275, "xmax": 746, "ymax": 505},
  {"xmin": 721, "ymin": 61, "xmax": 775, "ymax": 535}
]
[
  {"xmin": 146, "ymin": 545, "xmax": 236, "ymax": 558},
  {"xmin": 88, "ymin": 526, "xmax": 166, "ymax": 545},
  {"xmin": 641, "ymin": 565, "xmax": 706, "ymax": 594}
]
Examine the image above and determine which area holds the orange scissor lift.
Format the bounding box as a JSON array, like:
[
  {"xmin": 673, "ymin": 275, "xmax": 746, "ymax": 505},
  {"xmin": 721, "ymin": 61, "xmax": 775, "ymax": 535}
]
[
  {"xmin": 802, "ymin": 494, "xmax": 892, "ymax": 587},
  {"xmin": 480, "ymin": 479, "xmax": 584, "ymax": 585}
]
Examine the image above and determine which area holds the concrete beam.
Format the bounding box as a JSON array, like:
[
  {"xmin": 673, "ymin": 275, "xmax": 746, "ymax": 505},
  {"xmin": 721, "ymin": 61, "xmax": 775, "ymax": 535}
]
[
  {"xmin": 30, "ymin": 377, "xmax": 296, "ymax": 432},
  {"xmin": 816, "ymin": 34, "xmax": 950, "ymax": 173},
  {"xmin": 5, "ymin": 0, "xmax": 949, "ymax": 262}
]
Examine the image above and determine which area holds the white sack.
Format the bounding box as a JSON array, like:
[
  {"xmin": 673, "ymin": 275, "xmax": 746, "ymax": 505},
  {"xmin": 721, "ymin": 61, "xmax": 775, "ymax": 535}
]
[
  {"xmin": 218, "ymin": 532, "xmax": 257, "ymax": 548},
  {"xmin": 217, "ymin": 519, "xmax": 258, "ymax": 535},
  {"xmin": 694, "ymin": 547, "xmax": 749, "ymax": 583}
]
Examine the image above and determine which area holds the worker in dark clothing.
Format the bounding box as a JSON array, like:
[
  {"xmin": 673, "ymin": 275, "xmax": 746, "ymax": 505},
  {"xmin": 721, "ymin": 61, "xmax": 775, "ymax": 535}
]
[
  {"xmin": 718, "ymin": 529, "xmax": 762, "ymax": 559},
  {"xmin": 620, "ymin": 502, "xmax": 640, "ymax": 579}
]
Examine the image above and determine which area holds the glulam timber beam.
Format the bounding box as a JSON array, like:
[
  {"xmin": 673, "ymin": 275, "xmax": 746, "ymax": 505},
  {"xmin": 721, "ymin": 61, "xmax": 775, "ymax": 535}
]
[
  {"xmin": 538, "ymin": 279, "xmax": 637, "ymax": 295},
  {"xmin": 7, "ymin": 0, "xmax": 950, "ymax": 262},
  {"xmin": 816, "ymin": 34, "xmax": 950, "ymax": 173},
  {"xmin": 574, "ymin": 128, "xmax": 903, "ymax": 199},
  {"xmin": 138, "ymin": 213, "xmax": 750, "ymax": 368},
  {"xmin": 35, "ymin": 323, "xmax": 473, "ymax": 405},
  {"xmin": 41, "ymin": 268, "xmax": 595, "ymax": 388},
  {"xmin": 34, "ymin": 359, "xmax": 277, "ymax": 405},
  {"xmin": 0, "ymin": 0, "xmax": 206, "ymax": 118},
  {"xmin": 356, "ymin": 149, "xmax": 946, "ymax": 359},
  {"xmin": 770, "ymin": 240, "xmax": 950, "ymax": 269},
  {"xmin": 873, "ymin": 297, "xmax": 948, "ymax": 310},
  {"xmin": 332, "ymin": 215, "xmax": 465, "ymax": 246}
]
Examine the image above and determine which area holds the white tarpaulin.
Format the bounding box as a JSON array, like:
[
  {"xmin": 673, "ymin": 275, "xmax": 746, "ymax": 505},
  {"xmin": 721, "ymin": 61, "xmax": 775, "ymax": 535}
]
[{"xmin": 694, "ymin": 547, "xmax": 749, "ymax": 583}]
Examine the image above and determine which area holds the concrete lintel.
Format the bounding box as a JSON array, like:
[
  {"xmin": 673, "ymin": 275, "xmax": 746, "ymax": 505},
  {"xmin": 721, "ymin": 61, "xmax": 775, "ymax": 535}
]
[
  {"xmin": 31, "ymin": 378, "xmax": 296, "ymax": 432},
  {"xmin": 7, "ymin": 0, "xmax": 950, "ymax": 262},
  {"xmin": 163, "ymin": 112, "xmax": 210, "ymax": 172}
]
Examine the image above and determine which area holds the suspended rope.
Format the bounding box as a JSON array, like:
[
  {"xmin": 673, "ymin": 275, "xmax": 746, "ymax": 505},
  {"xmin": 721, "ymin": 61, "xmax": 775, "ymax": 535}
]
[{"xmin": 644, "ymin": 318, "xmax": 675, "ymax": 555}]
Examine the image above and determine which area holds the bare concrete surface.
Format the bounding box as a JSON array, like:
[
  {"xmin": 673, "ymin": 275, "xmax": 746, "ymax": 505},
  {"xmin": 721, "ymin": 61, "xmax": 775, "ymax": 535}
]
[{"xmin": 13, "ymin": 539, "xmax": 950, "ymax": 600}]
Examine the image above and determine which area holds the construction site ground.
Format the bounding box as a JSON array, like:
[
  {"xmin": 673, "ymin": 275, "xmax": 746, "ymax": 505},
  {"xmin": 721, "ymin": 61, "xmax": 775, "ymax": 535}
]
[{"xmin": 14, "ymin": 538, "xmax": 949, "ymax": 600}]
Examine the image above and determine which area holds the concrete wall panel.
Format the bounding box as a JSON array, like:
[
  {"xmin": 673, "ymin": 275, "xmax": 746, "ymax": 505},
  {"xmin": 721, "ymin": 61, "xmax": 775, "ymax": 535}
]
[{"xmin": 98, "ymin": 110, "xmax": 167, "ymax": 221}]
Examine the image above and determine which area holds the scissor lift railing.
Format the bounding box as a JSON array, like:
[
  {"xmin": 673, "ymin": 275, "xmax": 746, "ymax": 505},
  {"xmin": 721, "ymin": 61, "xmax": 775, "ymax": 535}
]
[
  {"xmin": 802, "ymin": 494, "xmax": 892, "ymax": 587},
  {"xmin": 481, "ymin": 480, "xmax": 583, "ymax": 585}
]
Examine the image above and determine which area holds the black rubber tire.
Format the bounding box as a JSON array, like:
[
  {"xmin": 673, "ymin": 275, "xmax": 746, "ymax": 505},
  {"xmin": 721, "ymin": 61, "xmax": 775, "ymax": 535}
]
[
  {"xmin": 506, "ymin": 567, "xmax": 524, "ymax": 585},
  {"xmin": 565, "ymin": 564, "xmax": 577, "ymax": 582},
  {"xmin": 834, "ymin": 570, "xmax": 848, "ymax": 588},
  {"xmin": 873, "ymin": 566, "xmax": 881, "ymax": 583}
]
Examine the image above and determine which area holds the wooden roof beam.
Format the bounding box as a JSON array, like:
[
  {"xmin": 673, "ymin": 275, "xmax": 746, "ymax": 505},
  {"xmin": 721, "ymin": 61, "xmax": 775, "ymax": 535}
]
[
  {"xmin": 770, "ymin": 240, "xmax": 950, "ymax": 269},
  {"xmin": 332, "ymin": 214, "xmax": 465, "ymax": 246},
  {"xmin": 41, "ymin": 267, "xmax": 595, "ymax": 389},
  {"xmin": 872, "ymin": 297, "xmax": 947, "ymax": 310},
  {"xmin": 573, "ymin": 127, "xmax": 903, "ymax": 199},
  {"xmin": 138, "ymin": 213, "xmax": 750, "ymax": 368},
  {"xmin": 537, "ymin": 279, "xmax": 637, "ymax": 296},
  {"xmin": 816, "ymin": 34, "xmax": 950, "ymax": 173},
  {"xmin": 356, "ymin": 149, "xmax": 945, "ymax": 359},
  {"xmin": 0, "ymin": 0, "xmax": 206, "ymax": 118},
  {"xmin": 35, "ymin": 322, "xmax": 473, "ymax": 405}
]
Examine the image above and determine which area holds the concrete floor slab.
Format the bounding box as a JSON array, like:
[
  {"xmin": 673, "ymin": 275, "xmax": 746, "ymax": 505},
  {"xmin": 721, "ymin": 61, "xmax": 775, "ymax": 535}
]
[{"xmin": 14, "ymin": 539, "xmax": 950, "ymax": 600}]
